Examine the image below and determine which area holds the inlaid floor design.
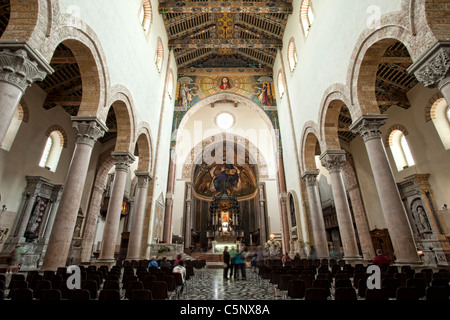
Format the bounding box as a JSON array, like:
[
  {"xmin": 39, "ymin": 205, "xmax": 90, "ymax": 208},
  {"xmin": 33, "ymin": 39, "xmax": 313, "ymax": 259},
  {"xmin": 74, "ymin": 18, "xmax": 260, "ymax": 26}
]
[{"xmin": 180, "ymin": 267, "xmax": 281, "ymax": 300}]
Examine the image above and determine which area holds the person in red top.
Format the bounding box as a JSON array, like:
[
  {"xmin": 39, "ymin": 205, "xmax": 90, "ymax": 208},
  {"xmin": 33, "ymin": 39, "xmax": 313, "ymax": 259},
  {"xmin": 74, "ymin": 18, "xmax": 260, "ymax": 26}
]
[{"xmin": 372, "ymin": 249, "xmax": 390, "ymax": 266}]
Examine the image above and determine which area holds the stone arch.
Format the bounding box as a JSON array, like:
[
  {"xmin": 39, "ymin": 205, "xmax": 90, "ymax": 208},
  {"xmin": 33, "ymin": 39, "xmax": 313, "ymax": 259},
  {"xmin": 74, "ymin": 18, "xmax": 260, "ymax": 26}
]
[
  {"xmin": 299, "ymin": 121, "xmax": 321, "ymax": 173},
  {"xmin": 104, "ymin": 85, "xmax": 137, "ymax": 153},
  {"xmin": 0, "ymin": 0, "xmax": 53, "ymax": 45},
  {"xmin": 134, "ymin": 124, "xmax": 152, "ymax": 173},
  {"xmin": 424, "ymin": 0, "xmax": 450, "ymax": 41},
  {"xmin": 177, "ymin": 92, "xmax": 277, "ymax": 140},
  {"xmin": 347, "ymin": 3, "xmax": 437, "ymax": 120},
  {"xmin": 44, "ymin": 124, "xmax": 68, "ymax": 148},
  {"xmin": 18, "ymin": 99, "xmax": 29, "ymax": 123},
  {"xmin": 182, "ymin": 133, "xmax": 270, "ymax": 181},
  {"xmin": 318, "ymin": 85, "xmax": 352, "ymax": 151},
  {"xmin": 384, "ymin": 124, "xmax": 410, "ymax": 147},
  {"xmin": 425, "ymin": 92, "xmax": 445, "ymax": 122},
  {"xmin": 39, "ymin": 16, "xmax": 110, "ymax": 118}
]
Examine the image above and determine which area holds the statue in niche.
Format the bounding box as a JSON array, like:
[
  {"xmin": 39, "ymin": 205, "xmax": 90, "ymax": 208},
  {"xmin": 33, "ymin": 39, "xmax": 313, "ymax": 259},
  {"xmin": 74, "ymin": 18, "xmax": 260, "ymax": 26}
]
[
  {"xmin": 414, "ymin": 205, "xmax": 432, "ymax": 233},
  {"xmin": 411, "ymin": 199, "xmax": 432, "ymax": 234}
]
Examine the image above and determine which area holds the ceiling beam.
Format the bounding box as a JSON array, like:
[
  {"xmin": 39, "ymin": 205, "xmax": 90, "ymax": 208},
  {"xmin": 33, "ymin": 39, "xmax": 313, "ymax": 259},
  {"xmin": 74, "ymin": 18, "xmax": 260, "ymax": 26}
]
[
  {"xmin": 169, "ymin": 22, "xmax": 215, "ymax": 40},
  {"xmin": 177, "ymin": 50, "xmax": 215, "ymax": 68},
  {"xmin": 159, "ymin": 1, "xmax": 293, "ymax": 14},
  {"xmin": 169, "ymin": 38, "xmax": 282, "ymax": 50},
  {"xmin": 380, "ymin": 56, "xmax": 413, "ymax": 64},
  {"xmin": 235, "ymin": 50, "xmax": 273, "ymax": 69}
]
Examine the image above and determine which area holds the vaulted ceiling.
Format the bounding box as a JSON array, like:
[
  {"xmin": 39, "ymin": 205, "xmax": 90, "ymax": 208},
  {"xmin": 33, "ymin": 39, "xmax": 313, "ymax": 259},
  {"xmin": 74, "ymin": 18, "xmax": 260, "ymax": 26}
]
[{"xmin": 159, "ymin": 0, "xmax": 293, "ymax": 71}]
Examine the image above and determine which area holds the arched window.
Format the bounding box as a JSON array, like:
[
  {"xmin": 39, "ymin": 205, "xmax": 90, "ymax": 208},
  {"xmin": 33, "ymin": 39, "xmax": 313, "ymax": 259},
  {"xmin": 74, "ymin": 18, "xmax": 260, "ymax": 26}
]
[
  {"xmin": 277, "ymin": 70, "xmax": 285, "ymax": 99},
  {"xmin": 155, "ymin": 37, "xmax": 164, "ymax": 72},
  {"xmin": 39, "ymin": 129, "xmax": 66, "ymax": 172},
  {"xmin": 389, "ymin": 129, "xmax": 415, "ymax": 171},
  {"xmin": 139, "ymin": 0, "xmax": 152, "ymax": 34},
  {"xmin": 300, "ymin": 0, "xmax": 315, "ymax": 37},
  {"xmin": 167, "ymin": 68, "xmax": 174, "ymax": 99},
  {"xmin": 429, "ymin": 98, "xmax": 450, "ymax": 149},
  {"xmin": 287, "ymin": 38, "xmax": 298, "ymax": 72},
  {"xmin": 1, "ymin": 104, "xmax": 26, "ymax": 151}
]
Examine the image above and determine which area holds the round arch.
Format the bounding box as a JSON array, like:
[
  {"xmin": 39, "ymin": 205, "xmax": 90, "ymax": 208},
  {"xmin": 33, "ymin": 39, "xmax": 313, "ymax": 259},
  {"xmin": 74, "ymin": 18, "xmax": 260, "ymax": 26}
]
[
  {"xmin": 317, "ymin": 84, "xmax": 352, "ymax": 151},
  {"xmin": 134, "ymin": 124, "xmax": 152, "ymax": 173},
  {"xmin": 299, "ymin": 121, "xmax": 321, "ymax": 173},
  {"xmin": 39, "ymin": 17, "xmax": 110, "ymax": 118},
  {"xmin": 182, "ymin": 133, "xmax": 270, "ymax": 181},
  {"xmin": 105, "ymin": 85, "xmax": 137, "ymax": 153}
]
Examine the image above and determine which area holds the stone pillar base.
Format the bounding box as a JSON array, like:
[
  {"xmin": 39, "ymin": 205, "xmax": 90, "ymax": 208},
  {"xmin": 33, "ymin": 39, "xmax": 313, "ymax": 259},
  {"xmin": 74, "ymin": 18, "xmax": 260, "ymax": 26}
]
[
  {"xmin": 392, "ymin": 260, "xmax": 423, "ymax": 267},
  {"xmin": 94, "ymin": 259, "xmax": 117, "ymax": 269},
  {"xmin": 342, "ymin": 256, "xmax": 364, "ymax": 265}
]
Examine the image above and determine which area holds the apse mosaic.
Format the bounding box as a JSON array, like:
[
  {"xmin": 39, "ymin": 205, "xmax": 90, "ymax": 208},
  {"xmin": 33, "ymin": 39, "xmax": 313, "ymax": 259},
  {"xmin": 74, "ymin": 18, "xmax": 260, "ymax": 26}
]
[{"xmin": 193, "ymin": 162, "xmax": 258, "ymax": 198}]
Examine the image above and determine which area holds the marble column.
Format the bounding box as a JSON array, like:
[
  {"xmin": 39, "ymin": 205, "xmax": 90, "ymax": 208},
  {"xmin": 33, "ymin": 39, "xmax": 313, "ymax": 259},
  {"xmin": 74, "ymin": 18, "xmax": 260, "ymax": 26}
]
[
  {"xmin": 0, "ymin": 42, "xmax": 53, "ymax": 144},
  {"xmin": 184, "ymin": 182, "xmax": 193, "ymax": 251},
  {"xmin": 41, "ymin": 117, "xmax": 107, "ymax": 271},
  {"xmin": 302, "ymin": 171, "xmax": 329, "ymax": 259},
  {"xmin": 163, "ymin": 155, "xmax": 176, "ymax": 244},
  {"xmin": 320, "ymin": 150, "xmax": 361, "ymax": 260},
  {"xmin": 97, "ymin": 152, "xmax": 135, "ymax": 265},
  {"xmin": 277, "ymin": 153, "xmax": 290, "ymax": 254},
  {"xmin": 42, "ymin": 185, "xmax": 64, "ymax": 242},
  {"xmin": 258, "ymin": 182, "xmax": 267, "ymax": 246},
  {"xmin": 80, "ymin": 185, "xmax": 105, "ymax": 263},
  {"xmin": 342, "ymin": 155, "xmax": 376, "ymax": 261},
  {"xmin": 408, "ymin": 40, "xmax": 450, "ymax": 107},
  {"xmin": 126, "ymin": 172, "xmax": 151, "ymax": 261},
  {"xmin": 350, "ymin": 115, "xmax": 421, "ymax": 264}
]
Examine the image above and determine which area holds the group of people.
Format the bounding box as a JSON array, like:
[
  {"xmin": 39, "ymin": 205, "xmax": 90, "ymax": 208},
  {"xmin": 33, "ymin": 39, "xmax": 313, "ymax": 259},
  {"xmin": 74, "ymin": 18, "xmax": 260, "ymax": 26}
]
[
  {"xmin": 222, "ymin": 246, "xmax": 248, "ymax": 280},
  {"xmin": 147, "ymin": 253, "xmax": 187, "ymax": 294}
]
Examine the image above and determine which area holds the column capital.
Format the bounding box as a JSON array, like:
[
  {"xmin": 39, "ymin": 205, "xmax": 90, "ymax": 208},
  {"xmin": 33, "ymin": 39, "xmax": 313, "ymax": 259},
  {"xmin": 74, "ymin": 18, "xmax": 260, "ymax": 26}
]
[
  {"xmin": 0, "ymin": 41, "xmax": 54, "ymax": 92},
  {"xmin": 111, "ymin": 151, "xmax": 135, "ymax": 172},
  {"xmin": 350, "ymin": 114, "xmax": 388, "ymax": 143},
  {"xmin": 407, "ymin": 40, "xmax": 450, "ymax": 89},
  {"xmin": 72, "ymin": 116, "xmax": 108, "ymax": 147},
  {"xmin": 301, "ymin": 170, "xmax": 320, "ymax": 186},
  {"xmin": 135, "ymin": 172, "xmax": 152, "ymax": 188},
  {"xmin": 320, "ymin": 150, "xmax": 346, "ymax": 173}
]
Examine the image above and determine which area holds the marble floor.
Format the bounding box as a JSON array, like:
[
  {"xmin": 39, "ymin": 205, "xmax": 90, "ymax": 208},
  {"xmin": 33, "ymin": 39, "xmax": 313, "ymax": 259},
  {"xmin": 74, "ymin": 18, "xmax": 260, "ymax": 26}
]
[{"xmin": 180, "ymin": 267, "xmax": 282, "ymax": 300}]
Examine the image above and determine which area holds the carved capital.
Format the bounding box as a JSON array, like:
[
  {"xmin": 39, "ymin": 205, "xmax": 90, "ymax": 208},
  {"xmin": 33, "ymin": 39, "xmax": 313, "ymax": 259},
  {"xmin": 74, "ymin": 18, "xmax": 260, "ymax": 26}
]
[
  {"xmin": 408, "ymin": 40, "xmax": 450, "ymax": 89},
  {"xmin": 135, "ymin": 172, "xmax": 152, "ymax": 188},
  {"xmin": 302, "ymin": 170, "xmax": 320, "ymax": 187},
  {"xmin": 320, "ymin": 150, "xmax": 346, "ymax": 173},
  {"xmin": 350, "ymin": 114, "xmax": 387, "ymax": 143},
  {"xmin": 111, "ymin": 151, "xmax": 135, "ymax": 172},
  {"xmin": 0, "ymin": 41, "xmax": 53, "ymax": 92},
  {"xmin": 72, "ymin": 116, "xmax": 108, "ymax": 147},
  {"xmin": 279, "ymin": 192, "xmax": 288, "ymax": 204}
]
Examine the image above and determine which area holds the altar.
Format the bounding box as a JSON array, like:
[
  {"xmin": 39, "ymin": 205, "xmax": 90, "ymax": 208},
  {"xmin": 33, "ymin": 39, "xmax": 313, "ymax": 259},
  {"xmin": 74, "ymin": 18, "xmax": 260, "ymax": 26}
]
[
  {"xmin": 212, "ymin": 242, "xmax": 240, "ymax": 254},
  {"xmin": 207, "ymin": 192, "xmax": 245, "ymax": 251}
]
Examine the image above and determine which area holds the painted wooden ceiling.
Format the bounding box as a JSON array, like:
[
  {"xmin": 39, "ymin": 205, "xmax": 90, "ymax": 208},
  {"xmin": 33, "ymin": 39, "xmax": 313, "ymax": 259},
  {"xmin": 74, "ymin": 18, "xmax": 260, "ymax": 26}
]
[{"xmin": 159, "ymin": 0, "xmax": 293, "ymax": 71}]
